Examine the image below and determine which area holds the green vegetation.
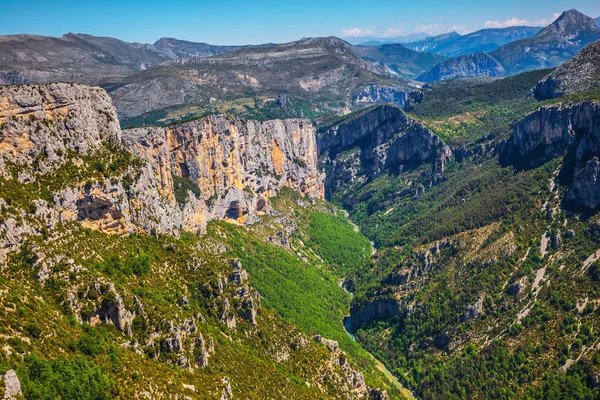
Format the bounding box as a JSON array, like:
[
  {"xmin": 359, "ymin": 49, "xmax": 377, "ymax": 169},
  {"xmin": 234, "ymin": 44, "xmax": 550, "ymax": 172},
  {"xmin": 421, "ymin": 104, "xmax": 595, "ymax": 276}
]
[
  {"xmin": 410, "ymin": 69, "xmax": 552, "ymax": 146},
  {"xmin": 335, "ymin": 157, "xmax": 557, "ymax": 249},
  {"xmin": 172, "ymin": 175, "xmax": 201, "ymax": 205},
  {"xmin": 19, "ymin": 354, "xmax": 112, "ymax": 400},
  {"xmin": 0, "ymin": 140, "xmax": 142, "ymax": 213},
  {"xmin": 316, "ymin": 70, "xmax": 600, "ymax": 399},
  {"xmin": 542, "ymin": 89, "xmax": 600, "ymax": 106},
  {"xmin": 208, "ymin": 190, "xmax": 404, "ymax": 396}
]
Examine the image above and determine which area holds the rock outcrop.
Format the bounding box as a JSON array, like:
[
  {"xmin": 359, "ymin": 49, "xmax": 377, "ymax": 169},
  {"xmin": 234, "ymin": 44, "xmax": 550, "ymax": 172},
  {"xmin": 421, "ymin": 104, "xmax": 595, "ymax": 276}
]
[
  {"xmin": 504, "ymin": 101, "xmax": 600, "ymax": 209},
  {"xmin": 355, "ymin": 86, "xmax": 423, "ymax": 110},
  {"xmin": 311, "ymin": 335, "xmax": 390, "ymax": 399},
  {"xmin": 318, "ymin": 104, "xmax": 451, "ymax": 198},
  {"xmin": 0, "ymin": 83, "xmax": 324, "ymax": 254},
  {"xmin": 350, "ymin": 297, "xmax": 402, "ymax": 331},
  {"xmin": 2, "ymin": 370, "xmax": 21, "ymax": 400},
  {"xmin": 532, "ymin": 39, "xmax": 600, "ymax": 100},
  {"xmin": 417, "ymin": 52, "xmax": 505, "ymax": 82}
]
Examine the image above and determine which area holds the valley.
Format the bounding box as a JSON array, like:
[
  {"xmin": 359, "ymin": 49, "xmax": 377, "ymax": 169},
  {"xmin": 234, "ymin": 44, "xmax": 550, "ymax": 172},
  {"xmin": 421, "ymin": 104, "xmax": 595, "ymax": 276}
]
[{"xmin": 2, "ymin": 3, "xmax": 600, "ymax": 400}]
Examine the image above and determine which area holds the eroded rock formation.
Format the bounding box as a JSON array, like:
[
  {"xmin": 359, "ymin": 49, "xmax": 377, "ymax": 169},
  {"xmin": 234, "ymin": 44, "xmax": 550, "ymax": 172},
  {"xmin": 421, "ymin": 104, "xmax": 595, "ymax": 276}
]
[{"xmin": 0, "ymin": 83, "xmax": 324, "ymax": 253}]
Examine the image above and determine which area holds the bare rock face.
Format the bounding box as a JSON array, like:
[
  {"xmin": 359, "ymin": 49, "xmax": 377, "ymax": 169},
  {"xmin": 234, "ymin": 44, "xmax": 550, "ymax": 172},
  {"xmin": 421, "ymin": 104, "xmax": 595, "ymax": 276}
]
[
  {"xmin": 312, "ymin": 334, "xmax": 387, "ymax": 399},
  {"xmin": 355, "ymin": 86, "xmax": 423, "ymax": 110},
  {"xmin": 569, "ymin": 157, "xmax": 600, "ymax": 209},
  {"xmin": 0, "ymin": 83, "xmax": 324, "ymax": 253},
  {"xmin": 503, "ymin": 101, "xmax": 600, "ymax": 209},
  {"xmin": 123, "ymin": 114, "xmax": 324, "ymax": 229},
  {"xmin": 461, "ymin": 294, "xmax": 486, "ymax": 321},
  {"xmin": 416, "ymin": 52, "xmax": 505, "ymax": 82},
  {"xmin": 532, "ymin": 40, "xmax": 600, "ymax": 100},
  {"xmin": 507, "ymin": 277, "xmax": 528, "ymax": 295},
  {"xmin": 196, "ymin": 333, "xmax": 210, "ymax": 368},
  {"xmin": 79, "ymin": 280, "xmax": 136, "ymax": 336},
  {"xmin": 350, "ymin": 297, "xmax": 402, "ymax": 331},
  {"xmin": 0, "ymin": 83, "xmax": 120, "ymax": 173},
  {"xmin": 318, "ymin": 104, "xmax": 451, "ymax": 199},
  {"xmin": 2, "ymin": 370, "xmax": 21, "ymax": 400}
]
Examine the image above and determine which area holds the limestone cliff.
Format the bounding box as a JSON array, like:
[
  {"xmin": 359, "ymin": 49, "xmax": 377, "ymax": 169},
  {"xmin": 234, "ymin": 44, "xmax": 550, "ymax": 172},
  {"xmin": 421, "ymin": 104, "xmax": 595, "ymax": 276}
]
[
  {"xmin": 123, "ymin": 114, "xmax": 324, "ymax": 226},
  {"xmin": 503, "ymin": 101, "xmax": 600, "ymax": 209},
  {"xmin": 318, "ymin": 104, "xmax": 451, "ymax": 199},
  {"xmin": 0, "ymin": 83, "xmax": 324, "ymax": 255}
]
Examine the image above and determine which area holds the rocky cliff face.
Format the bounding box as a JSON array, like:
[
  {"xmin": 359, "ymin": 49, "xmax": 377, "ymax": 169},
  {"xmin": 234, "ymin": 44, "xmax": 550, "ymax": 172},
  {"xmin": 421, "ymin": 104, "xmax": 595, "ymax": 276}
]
[
  {"xmin": 532, "ymin": 40, "xmax": 600, "ymax": 100},
  {"xmin": 504, "ymin": 101, "xmax": 600, "ymax": 209},
  {"xmin": 350, "ymin": 297, "xmax": 402, "ymax": 331},
  {"xmin": 355, "ymin": 86, "xmax": 423, "ymax": 110},
  {"xmin": 0, "ymin": 83, "xmax": 324, "ymax": 256},
  {"xmin": 318, "ymin": 104, "xmax": 451, "ymax": 199},
  {"xmin": 123, "ymin": 114, "xmax": 324, "ymax": 226},
  {"xmin": 416, "ymin": 52, "xmax": 506, "ymax": 82}
]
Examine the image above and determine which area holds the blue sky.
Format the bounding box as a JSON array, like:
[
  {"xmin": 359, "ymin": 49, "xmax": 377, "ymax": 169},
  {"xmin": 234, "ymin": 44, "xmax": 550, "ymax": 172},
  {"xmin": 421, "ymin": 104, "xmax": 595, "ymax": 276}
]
[{"xmin": 2, "ymin": 0, "xmax": 600, "ymax": 44}]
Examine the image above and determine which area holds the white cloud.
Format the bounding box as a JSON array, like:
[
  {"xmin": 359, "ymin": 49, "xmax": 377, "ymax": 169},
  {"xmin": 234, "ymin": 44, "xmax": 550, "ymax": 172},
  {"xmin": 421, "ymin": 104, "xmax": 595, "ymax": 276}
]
[
  {"xmin": 482, "ymin": 13, "xmax": 560, "ymax": 29},
  {"xmin": 383, "ymin": 24, "xmax": 468, "ymax": 37},
  {"xmin": 341, "ymin": 28, "xmax": 375, "ymax": 37},
  {"xmin": 383, "ymin": 28, "xmax": 406, "ymax": 37},
  {"xmin": 483, "ymin": 18, "xmax": 528, "ymax": 28},
  {"xmin": 342, "ymin": 12, "xmax": 562, "ymax": 39}
]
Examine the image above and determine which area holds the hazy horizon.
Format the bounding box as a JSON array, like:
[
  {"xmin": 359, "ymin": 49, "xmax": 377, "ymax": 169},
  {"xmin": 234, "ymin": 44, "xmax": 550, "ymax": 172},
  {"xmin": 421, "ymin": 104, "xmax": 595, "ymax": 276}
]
[{"xmin": 2, "ymin": 0, "xmax": 600, "ymax": 45}]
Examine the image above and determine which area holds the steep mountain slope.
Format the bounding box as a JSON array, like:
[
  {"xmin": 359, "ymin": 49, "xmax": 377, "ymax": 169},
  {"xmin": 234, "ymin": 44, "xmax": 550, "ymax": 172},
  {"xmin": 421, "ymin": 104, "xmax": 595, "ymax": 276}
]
[
  {"xmin": 596, "ymin": 17, "xmax": 600, "ymax": 27},
  {"xmin": 406, "ymin": 27, "xmax": 542, "ymax": 57},
  {"xmin": 352, "ymin": 44, "xmax": 446, "ymax": 79},
  {"xmin": 107, "ymin": 37, "xmax": 420, "ymax": 127},
  {"xmin": 323, "ymin": 64, "xmax": 600, "ymax": 399},
  {"xmin": 0, "ymin": 33, "xmax": 242, "ymax": 86},
  {"xmin": 0, "ymin": 83, "xmax": 323, "ymax": 237},
  {"xmin": 492, "ymin": 9, "xmax": 600, "ymax": 76},
  {"xmin": 404, "ymin": 32, "xmax": 462, "ymax": 53},
  {"xmin": 411, "ymin": 68, "xmax": 551, "ymax": 147},
  {"xmin": 0, "ymin": 83, "xmax": 407, "ymax": 399},
  {"xmin": 417, "ymin": 52, "xmax": 505, "ymax": 82},
  {"xmin": 418, "ymin": 9, "xmax": 600, "ymax": 82},
  {"xmin": 532, "ymin": 40, "xmax": 600, "ymax": 100},
  {"xmin": 317, "ymin": 104, "xmax": 451, "ymax": 205}
]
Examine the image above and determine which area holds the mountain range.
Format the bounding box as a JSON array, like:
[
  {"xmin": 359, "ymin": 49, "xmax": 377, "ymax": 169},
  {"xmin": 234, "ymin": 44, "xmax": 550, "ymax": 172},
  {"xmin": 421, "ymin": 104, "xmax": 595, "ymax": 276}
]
[
  {"xmin": 342, "ymin": 32, "xmax": 432, "ymax": 45},
  {"xmin": 418, "ymin": 9, "xmax": 600, "ymax": 81},
  {"xmin": 105, "ymin": 37, "xmax": 419, "ymax": 126},
  {"xmin": 404, "ymin": 26, "xmax": 542, "ymax": 57},
  {"xmin": 532, "ymin": 39, "xmax": 600, "ymax": 100},
  {"xmin": 4, "ymin": 6, "xmax": 600, "ymax": 400},
  {"xmin": 351, "ymin": 43, "xmax": 446, "ymax": 79},
  {"xmin": 0, "ymin": 33, "xmax": 245, "ymax": 86}
]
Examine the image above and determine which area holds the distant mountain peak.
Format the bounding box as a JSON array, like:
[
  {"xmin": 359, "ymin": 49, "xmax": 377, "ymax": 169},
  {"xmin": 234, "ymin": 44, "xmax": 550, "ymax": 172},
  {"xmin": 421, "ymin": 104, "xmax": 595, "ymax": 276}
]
[
  {"xmin": 300, "ymin": 36, "xmax": 351, "ymax": 48},
  {"xmin": 536, "ymin": 9, "xmax": 599, "ymax": 39}
]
